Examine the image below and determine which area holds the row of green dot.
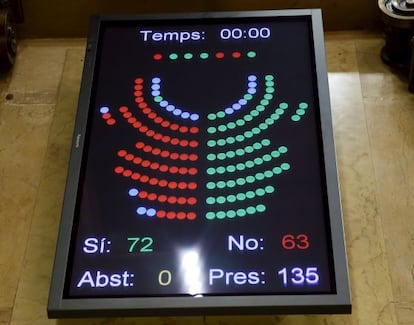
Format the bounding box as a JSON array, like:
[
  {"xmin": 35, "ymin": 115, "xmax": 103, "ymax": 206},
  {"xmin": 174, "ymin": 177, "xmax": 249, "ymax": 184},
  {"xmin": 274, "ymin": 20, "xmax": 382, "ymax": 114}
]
[
  {"xmin": 205, "ymin": 204, "xmax": 266, "ymax": 220},
  {"xmin": 291, "ymin": 102, "xmax": 309, "ymax": 122},
  {"xmin": 206, "ymin": 139, "xmax": 271, "ymax": 161},
  {"xmin": 206, "ymin": 146, "xmax": 288, "ymax": 175},
  {"xmin": 166, "ymin": 51, "xmax": 257, "ymax": 60},
  {"xmin": 207, "ymin": 75, "xmax": 275, "ymax": 121},
  {"xmin": 206, "ymin": 185, "xmax": 275, "ymax": 205},
  {"xmin": 206, "ymin": 162, "xmax": 290, "ymax": 190}
]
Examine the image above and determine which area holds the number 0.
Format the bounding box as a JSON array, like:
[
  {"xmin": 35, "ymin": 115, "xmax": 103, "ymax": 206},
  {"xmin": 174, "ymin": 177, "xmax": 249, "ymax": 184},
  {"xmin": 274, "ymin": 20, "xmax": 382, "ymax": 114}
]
[{"xmin": 158, "ymin": 270, "xmax": 172, "ymax": 286}]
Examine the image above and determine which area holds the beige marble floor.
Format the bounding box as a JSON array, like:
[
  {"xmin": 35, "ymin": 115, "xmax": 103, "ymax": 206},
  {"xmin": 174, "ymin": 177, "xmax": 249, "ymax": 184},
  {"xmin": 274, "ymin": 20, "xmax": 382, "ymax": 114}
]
[{"xmin": 0, "ymin": 32, "xmax": 413, "ymax": 324}]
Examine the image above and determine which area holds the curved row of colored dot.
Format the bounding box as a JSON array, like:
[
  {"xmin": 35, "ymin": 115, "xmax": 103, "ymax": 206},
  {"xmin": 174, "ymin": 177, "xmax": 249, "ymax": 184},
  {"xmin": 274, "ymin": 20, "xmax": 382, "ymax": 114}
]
[
  {"xmin": 291, "ymin": 102, "xmax": 309, "ymax": 121},
  {"xmin": 128, "ymin": 188, "xmax": 197, "ymax": 205},
  {"xmin": 114, "ymin": 166, "xmax": 197, "ymax": 190},
  {"xmin": 206, "ymin": 185, "xmax": 275, "ymax": 205},
  {"xmin": 205, "ymin": 204, "xmax": 266, "ymax": 220},
  {"xmin": 153, "ymin": 51, "xmax": 257, "ymax": 61},
  {"xmin": 208, "ymin": 75, "xmax": 275, "ymax": 120},
  {"xmin": 206, "ymin": 139, "xmax": 271, "ymax": 161},
  {"xmin": 135, "ymin": 206, "xmax": 196, "ymax": 220}
]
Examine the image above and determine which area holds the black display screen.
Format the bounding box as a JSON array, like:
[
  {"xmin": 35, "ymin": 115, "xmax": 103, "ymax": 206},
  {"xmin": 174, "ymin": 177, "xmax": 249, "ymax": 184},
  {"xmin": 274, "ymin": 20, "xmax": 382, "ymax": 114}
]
[{"xmin": 48, "ymin": 10, "xmax": 351, "ymax": 317}]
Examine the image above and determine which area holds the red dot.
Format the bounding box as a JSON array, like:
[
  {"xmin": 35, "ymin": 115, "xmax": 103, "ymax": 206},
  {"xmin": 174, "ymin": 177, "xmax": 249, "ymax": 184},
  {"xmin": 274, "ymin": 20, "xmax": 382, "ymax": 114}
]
[
  {"xmin": 146, "ymin": 130, "xmax": 155, "ymax": 137},
  {"xmin": 216, "ymin": 52, "xmax": 224, "ymax": 59},
  {"xmin": 179, "ymin": 153, "xmax": 188, "ymax": 161},
  {"xmin": 141, "ymin": 160, "xmax": 150, "ymax": 168},
  {"xmin": 189, "ymin": 154, "xmax": 198, "ymax": 161},
  {"xmin": 177, "ymin": 212, "xmax": 186, "ymax": 220},
  {"xmin": 140, "ymin": 175, "xmax": 149, "ymax": 183},
  {"xmin": 161, "ymin": 121, "xmax": 170, "ymax": 128},
  {"xmin": 161, "ymin": 136, "xmax": 170, "ymax": 143},
  {"xmin": 148, "ymin": 193, "xmax": 157, "ymax": 201},
  {"xmin": 133, "ymin": 157, "xmax": 142, "ymax": 164},
  {"xmin": 158, "ymin": 195, "xmax": 167, "ymax": 203},
  {"xmin": 159, "ymin": 165, "xmax": 168, "ymax": 172},
  {"xmin": 170, "ymin": 152, "xmax": 179, "ymax": 160},
  {"xmin": 134, "ymin": 91, "xmax": 143, "ymax": 97},
  {"xmin": 139, "ymin": 191, "xmax": 148, "ymax": 198},
  {"xmin": 135, "ymin": 78, "xmax": 143, "ymax": 84},
  {"xmin": 153, "ymin": 53, "xmax": 162, "ymax": 60},
  {"xmin": 170, "ymin": 123, "xmax": 179, "ymax": 131},
  {"xmin": 125, "ymin": 154, "xmax": 134, "ymax": 161},
  {"xmin": 123, "ymin": 112, "xmax": 132, "ymax": 119},
  {"xmin": 139, "ymin": 126, "xmax": 148, "ymax": 133},
  {"xmin": 189, "ymin": 140, "xmax": 199, "ymax": 148},
  {"xmin": 188, "ymin": 168, "xmax": 198, "ymax": 175},
  {"xmin": 169, "ymin": 166, "xmax": 179, "ymax": 174},
  {"xmin": 102, "ymin": 113, "xmax": 111, "ymax": 120},
  {"xmin": 114, "ymin": 166, "xmax": 124, "ymax": 174},
  {"xmin": 134, "ymin": 84, "xmax": 143, "ymax": 90},
  {"xmin": 149, "ymin": 178, "xmax": 158, "ymax": 185},
  {"xmin": 178, "ymin": 167, "xmax": 188, "ymax": 175},
  {"xmin": 148, "ymin": 112, "xmax": 157, "ymax": 119},
  {"xmin": 232, "ymin": 51, "xmax": 241, "ymax": 58},
  {"xmin": 117, "ymin": 150, "xmax": 127, "ymax": 157},
  {"xmin": 157, "ymin": 210, "xmax": 166, "ymax": 218},
  {"xmin": 168, "ymin": 182, "xmax": 177, "ymax": 189},
  {"xmin": 177, "ymin": 197, "xmax": 186, "ymax": 205},
  {"xmin": 160, "ymin": 151, "xmax": 169, "ymax": 158},
  {"xmin": 179, "ymin": 126, "xmax": 188, "ymax": 133},
  {"xmin": 106, "ymin": 118, "xmax": 116, "ymax": 125},
  {"xmin": 128, "ymin": 117, "xmax": 137, "ymax": 124},
  {"xmin": 152, "ymin": 148, "xmax": 161, "ymax": 155},
  {"xmin": 187, "ymin": 212, "xmax": 196, "ymax": 220},
  {"xmin": 153, "ymin": 133, "xmax": 162, "ymax": 140},
  {"xmin": 159, "ymin": 179, "xmax": 168, "ymax": 187},
  {"xmin": 143, "ymin": 145, "xmax": 152, "ymax": 153},
  {"xmin": 150, "ymin": 162, "xmax": 159, "ymax": 170},
  {"xmin": 123, "ymin": 169, "xmax": 132, "ymax": 177},
  {"xmin": 167, "ymin": 211, "xmax": 176, "ymax": 219},
  {"xmin": 167, "ymin": 196, "xmax": 177, "ymax": 204},
  {"xmin": 133, "ymin": 121, "xmax": 142, "ymax": 129},
  {"xmin": 143, "ymin": 108, "xmax": 151, "ymax": 114},
  {"xmin": 178, "ymin": 182, "xmax": 187, "ymax": 190},
  {"xmin": 138, "ymin": 102, "xmax": 147, "ymax": 109},
  {"xmin": 131, "ymin": 173, "xmax": 140, "ymax": 180},
  {"xmin": 188, "ymin": 197, "xmax": 197, "ymax": 205},
  {"xmin": 190, "ymin": 127, "xmax": 199, "ymax": 134},
  {"xmin": 135, "ymin": 97, "xmax": 144, "ymax": 103},
  {"xmin": 179, "ymin": 139, "xmax": 189, "ymax": 147},
  {"xmin": 188, "ymin": 182, "xmax": 197, "ymax": 190},
  {"xmin": 154, "ymin": 117, "xmax": 163, "ymax": 124},
  {"xmin": 119, "ymin": 106, "xmax": 129, "ymax": 113},
  {"xmin": 170, "ymin": 138, "xmax": 180, "ymax": 145},
  {"xmin": 136, "ymin": 142, "xmax": 145, "ymax": 149}
]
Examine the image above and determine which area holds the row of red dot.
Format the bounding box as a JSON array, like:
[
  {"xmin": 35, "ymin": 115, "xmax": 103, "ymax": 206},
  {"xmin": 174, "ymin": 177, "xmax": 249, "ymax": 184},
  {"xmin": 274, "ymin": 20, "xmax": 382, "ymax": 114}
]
[
  {"xmin": 118, "ymin": 149, "xmax": 198, "ymax": 176},
  {"xmin": 156, "ymin": 210, "xmax": 196, "ymax": 220},
  {"xmin": 114, "ymin": 166, "xmax": 197, "ymax": 190},
  {"xmin": 137, "ymin": 190, "xmax": 197, "ymax": 205},
  {"xmin": 101, "ymin": 112, "xmax": 116, "ymax": 125},
  {"xmin": 133, "ymin": 143, "xmax": 198, "ymax": 161},
  {"xmin": 119, "ymin": 106, "xmax": 199, "ymax": 148},
  {"xmin": 134, "ymin": 78, "xmax": 199, "ymax": 135}
]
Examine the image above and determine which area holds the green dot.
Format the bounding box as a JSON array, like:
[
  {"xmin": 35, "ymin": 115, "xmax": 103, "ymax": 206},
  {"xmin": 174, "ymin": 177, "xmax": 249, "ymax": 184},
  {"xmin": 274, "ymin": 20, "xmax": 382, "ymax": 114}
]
[
  {"xmin": 263, "ymin": 154, "xmax": 272, "ymax": 162},
  {"xmin": 264, "ymin": 94, "xmax": 273, "ymax": 100},
  {"xmin": 227, "ymin": 180, "xmax": 236, "ymax": 188},
  {"xmin": 206, "ymin": 212, "xmax": 215, "ymax": 220},
  {"xmin": 217, "ymin": 181, "xmax": 226, "ymax": 189},
  {"xmin": 271, "ymin": 150, "xmax": 280, "ymax": 158},
  {"xmin": 207, "ymin": 126, "xmax": 216, "ymax": 134},
  {"xmin": 244, "ymin": 94, "xmax": 253, "ymax": 100},
  {"xmin": 244, "ymin": 131, "xmax": 254, "ymax": 138},
  {"xmin": 244, "ymin": 114, "xmax": 253, "ymax": 122},
  {"xmin": 236, "ymin": 119, "xmax": 245, "ymax": 126},
  {"xmin": 169, "ymin": 53, "xmax": 178, "ymax": 60},
  {"xmin": 154, "ymin": 96, "xmax": 163, "ymax": 103},
  {"xmin": 253, "ymin": 142, "xmax": 262, "ymax": 150},
  {"xmin": 266, "ymin": 81, "xmax": 274, "ymax": 87},
  {"xmin": 228, "ymin": 122, "xmax": 236, "ymax": 129},
  {"xmin": 299, "ymin": 102, "xmax": 308, "ymax": 109},
  {"xmin": 227, "ymin": 195, "xmax": 236, "ymax": 203},
  {"xmin": 206, "ymin": 167, "xmax": 216, "ymax": 175},
  {"xmin": 276, "ymin": 108, "xmax": 285, "ymax": 115},
  {"xmin": 207, "ymin": 154, "xmax": 216, "ymax": 161},
  {"xmin": 236, "ymin": 163, "xmax": 245, "ymax": 171},
  {"xmin": 265, "ymin": 75, "xmax": 274, "ymax": 81},
  {"xmin": 281, "ymin": 163, "xmax": 290, "ymax": 171},
  {"xmin": 184, "ymin": 53, "xmax": 193, "ymax": 59},
  {"xmin": 218, "ymin": 125, "xmax": 227, "ymax": 132},
  {"xmin": 206, "ymin": 182, "xmax": 216, "ymax": 189},
  {"xmin": 236, "ymin": 135, "xmax": 245, "ymax": 142},
  {"xmin": 245, "ymin": 160, "xmax": 254, "ymax": 168},
  {"xmin": 245, "ymin": 146, "xmax": 254, "ymax": 153},
  {"xmin": 264, "ymin": 170, "xmax": 273, "ymax": 178},
  {"xmin": 265, "ymin": 185, "xmax": 275, "ymax": 193},
  {"xmin": 246, "ymin": 191, "xmax": 255, "ymax": 199},
  {"xmin": 217, "ymin": 111, "xmax": 225, "ymax": 118},
  {"xmin": 200, "ymin": 52, "xmax": 209, "ymax": 59},
  {"xmin": 291, "ymin": 115, "xmax": 301, "ymax": 122},
  {"xmin": 296, "ymin": 109, "xmax": 306, "ymax": 116},
  {"xmin": 279, "ymin": 102, "xmax": 288, "ymax": 109},
  {"xmin": 236, "ymin": 149, "xmax": 245, "ymax": 156},
  {"xmin": 236, "ymin": 177, "xmax": 246, "ymax": 185},
  {"xmin": 216, "ymin": 211, "xmax": 226, "ymax": 219},
  {"xmin": 217, "ymin": 139, "xmax": 226, "ymax": 146},
  {"xmin": 256, "ymin": 105, "xmax": 265, "ymax": 112},
  {"xmin": 216, "ymin": 166, "xmax": 226, "ymax": 174},
  {"xmin": 207, "ymin": 140, "xmax": 216, "ymax": 147},
  {"xmin": 266, "ymin": 118, "xmax": 274, "ymax": 125},
  {"xmin": 226, "ymin": 151, "xmax": 235, "ymax": 158},
  {"xmin": 260, "ymin": 99, "xmax": 269, "ymax": 106},
  {"xmin": 262, "ymin": 139, "xmax": 271, "ymax": 146},
  {"xmin": 278, "ymin": 146, "xmax": 288, "ymax": 154},
  {"xmin": 259, "ymin": 123, "xmax": 268, "ymax": 130},
  {"xmin": 227, "ymin": 210, "xmax": 236, "ymax": 218},
  {"xmin": 217, "ymin": 153, "xmax": 226, "ymax": 160},
  {"xmin": 256, "ymin": 204, "xmax": 266, "ymax": 213},
  {"xmin": 236, "ymin": 193, "xmax": 246, "ymax": 201},
  {"xmin": 246, "ymin": 206, "xmax": 256, "ymax": 214},
  {"xmin": 208, "ymin": 113, "xmax": 216, "ymax": 120},
  {"xmin": 246, "ymin": 176, "xmax": 255, "ymax": 183},
  {"xmin": 256, "ymin": 188, "xmax": 266, "ymax": 196},
  {"xmin": 266, "ymin": 87, "xmax": 275, "ymax": 93},
  {"xmin": 247, "ymin": 51, "xmax": 256, "ymax": 58},
  {"xmin": 226, "ymin": 165, "xmax": 236, "ymax": 173},
  {"xmin": 250, "ymin": 109, "xmax": 259, "ymax": 117},
  {"xmin": 271, "ymin": 113, "xmax": 280, "ymax": 120},
  {"xmin": 237, "ymin": 209, "xmax": 247, "ymax": 217},
  {"xmin": 255, "ymin": 172, "xmax": 265, "ymax": 181},
  {"xmin": 226, "ymin": 137, "xmax": 235, "ymax": 144},
  {"xmin": 273, "ymin": 167, "xmax": 282, "ymax": 174},
  {"xmin": 252, "ymin": 127, "xmax": 261, "ymax": 135},
  {"xmin": 206, "ymin": 197, "xmax": 215, "ymax": 204},
  {"xmin": 217, "ymin": 196, "xmax": 226, "ymax": 204}
]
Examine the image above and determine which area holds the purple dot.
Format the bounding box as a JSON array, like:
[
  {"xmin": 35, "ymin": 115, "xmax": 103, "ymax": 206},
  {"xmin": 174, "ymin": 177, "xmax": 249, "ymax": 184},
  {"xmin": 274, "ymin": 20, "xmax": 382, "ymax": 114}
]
[
  {"xmin": 152, "ymin": 77, "xmax": 161, "ymax": 83},
  {"xmin": 225, "ymin": 107, "xmax": 234, "ymax": 114},
  {"xmin": 100, "ymin": 106, "xmax": 109, "ymax": 114},
  {"xmin": 147, "ymin": 208, "xmax": 156, "ymax": 217},
  {"xmin": 129, "ymin": 188, "xmax": 139, "ymax": 197},
  {"xmin": 190, "ymin": 114, "xmax": 199, "ymax": 121},
  {"xmin": 137, "ymin": 207, "xmax": 147, "ymax": 215}
]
